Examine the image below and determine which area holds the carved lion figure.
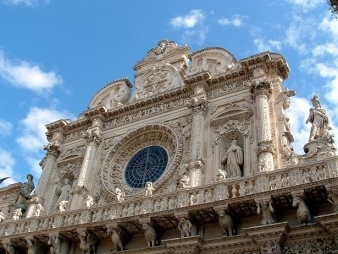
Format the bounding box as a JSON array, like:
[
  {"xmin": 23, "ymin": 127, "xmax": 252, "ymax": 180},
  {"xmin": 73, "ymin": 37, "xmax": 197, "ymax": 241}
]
[
  {"xmin": 217, "ymin": 210, "xmax": 235, "ymax": 237},
  {"xmin": 142, "ymin": 223, "xmax": 157, "ymax": 247}
]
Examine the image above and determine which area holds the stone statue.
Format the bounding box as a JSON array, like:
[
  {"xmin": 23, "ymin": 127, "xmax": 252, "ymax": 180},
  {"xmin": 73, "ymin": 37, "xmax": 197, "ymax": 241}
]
[
  {"xmin": 115, "ymin": 187, "xmax": 125, "ymax": 202},
  {"xmin": 54, "ymin": 178, "xmax": 72, "ymax": 210},
  {"xmin": 78, "ymin": 229, "xmax": 99, "ymax": 254},
  {"xmin": 0, "ymin": 211, "xmax": 5, "ymax": 222},
  {"xmin": 145, "ymin": 182, "xmax": 155, "ymax": 197},
  {"xmin": 107, "ymin": 227, "xmax": 124, "ymax": 251},
  {"xmin": 142, "ymin": 223, "xmax": 157, "ymax": 247},
  {"xmin": 178, "ymin": 218, "xmax": 192, "ymax": 238},
  {"xmin": 327, "ymin": 189, "xmax": 338, "ymax": 213},
  {"xmin": 216, "ymin": 168, "xmax": 227, "ymax": 181},
  {"xmin": 217, "ymin": 210, "xmax": 235, "ymax": 237},
  {"xmin": 16, "ymin": 174, "xmax": 35, "ymax": 212},
  {"xmin": 32, "ymin": 203, "xmax": 44, "ymax": 217},
  {"xmin": 306, "ymin": 95, "xmax": 331, "ymax": 142},
  {"xmin": 257, "ymin": 200, "xmax": 276, "ymax": 225},
  {"xmin": 85, "ymin": 195, "xmax": 94, "ymax": 208},
  {"xmin": 221, "ymin": 140, "xmax": 243, "ymax": 177},
  {"xmin": 58, "ymin": 200, "xmax": 68, "ymax": 214},
  {"xmin": 48, "ymin": 233, "xmax": 61, "ymax": 254},
  {"xmin": 12, "ymin": 208, "xmax": 22, "ymax": 221},
  {"xmin": 178, "ymin": 172, "xmax": 190, "ymax": 189},
  {"xmin": 292, "ymin": 196, "xmax": 311, "ymax": 225}
]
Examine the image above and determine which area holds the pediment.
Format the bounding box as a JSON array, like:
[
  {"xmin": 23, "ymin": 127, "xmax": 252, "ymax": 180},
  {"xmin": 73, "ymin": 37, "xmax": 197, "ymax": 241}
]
[
  {"xmin": 88, "ymin": 78, "xmax": 132, "ymax": 110},
  {"xmin": 210, "ymin": 102, "xmax": 252, "ymax": 126},
  {"xmin": 187, "ymin": 47, "xmax": 237, "ymax": 76}
]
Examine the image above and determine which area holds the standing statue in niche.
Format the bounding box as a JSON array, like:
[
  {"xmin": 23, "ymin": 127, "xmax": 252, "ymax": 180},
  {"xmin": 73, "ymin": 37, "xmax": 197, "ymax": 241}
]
[
  {"xmin": 221, "ymin": 140, "xmax": 244, "ymax": 177},
  {"xmin": 54, "ymin": 178, "xmax": 72, "ymax": 210},
  {"xmin": 306, "ymin": 95, "xmax": 331, "ymax": 142},
  {"xmin": 16, "ymin": 174, "xmax": 35, "ymax": 212}
]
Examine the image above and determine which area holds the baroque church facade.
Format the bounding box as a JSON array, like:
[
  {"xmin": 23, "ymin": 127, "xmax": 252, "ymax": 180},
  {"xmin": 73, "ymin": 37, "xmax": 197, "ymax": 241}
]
[{"xmin": 0, "ymin": 40, "xmax": 338, "ymax": 253}]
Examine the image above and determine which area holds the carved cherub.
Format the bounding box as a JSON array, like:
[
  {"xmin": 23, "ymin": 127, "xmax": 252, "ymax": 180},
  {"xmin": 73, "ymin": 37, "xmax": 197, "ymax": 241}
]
[
  {"xmin": 145, "ymin": 182, "xmax": 155, "ymax": 197},
  {"xmin": 257, "ymin": 200, "xmax": 276, "ymax": 225}
]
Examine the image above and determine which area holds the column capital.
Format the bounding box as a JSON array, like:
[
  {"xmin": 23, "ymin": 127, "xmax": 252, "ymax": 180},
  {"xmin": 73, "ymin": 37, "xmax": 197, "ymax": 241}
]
[
  {"xmin": 82, "ymin": 127, "xmax": 101, "ymax": 146},
  {"xmin": 43, "ymin": 141, "xmax": 61, "ymax": 157},
  {"xmin": 250, "ymin": 80, "xmax": 273, "ymax": 99}
]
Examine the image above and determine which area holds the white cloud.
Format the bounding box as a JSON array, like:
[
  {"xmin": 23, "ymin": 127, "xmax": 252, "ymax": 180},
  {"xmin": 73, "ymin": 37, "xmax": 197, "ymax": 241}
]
[
  {"xmin": 0, "ymin": 147, "xmax": 16, "ymax": 185},
  {"xmin": 218, "ymin": 15, "xmax": 244, "ymax": 27},
  {"xmin": 2, "ymin": 0, "xmax": 49, "ymax": 6},
  {"xmin": 286, "ymin": 0, "xmax": 323, "ymax": 12},
  {"xmin": 253, "ymin": 38, "xmax": 282, "ymax": 52},
  {"xmin": 288, "ymin": 97, "xmax": 312, "ymax": 154},
  {"xmin": 16, "ymin": 107, "xmax": 74, "ymax": 178},
  {"xmin": 16, "ymin": 107, "xmax": 73, "ymax": 153},
  {"xmin": 0, "ymin": 119, "xmax": 12, "ymax": 137},
  {"xmin": 170, "ymin": 10, "xmax": 205, "ymax": 29},
  {"xmin": 0, "ymin": 50, "xmax": 62, "ymax": 93}
]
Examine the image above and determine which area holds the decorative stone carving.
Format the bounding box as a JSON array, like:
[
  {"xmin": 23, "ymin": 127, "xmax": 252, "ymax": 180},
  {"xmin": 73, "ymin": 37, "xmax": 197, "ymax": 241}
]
[
  {"xmin": 15, "ymin": 174, "xmax": 35, "ymax": 212},
  {"xmin": 327, "ymin": 188, "xmax": 338, "ymax": 214},
  {"xmin": 30, "ymin": 195, "xmax": 44, "ymax": 217},
  {"xmin": 115, "ymin": 187, "xmax": 125, "ymax": 202},
  {"xmin": 145, "ymin": 182, "xmax": 155, "ymax": 197},
  {"xmin": 142, "ymin": 223, "xmax": 157, "ymax": 247},
  {"xmin": 0, "ymin": 210, "xmax": 5, "ymax": 222},
  {"xmin": 77, "ymin": 229, "xmax": 99, "ymax": 254},
  {"xmin": 178, "ymin": 172, "xmax": 190, "ymax": 189},
  {"xmin": 221, "ymin": 140, "xmax": 243, "ymax": 177},
  {"xmin": 178, "ymin": 217, "xmax": 192, "ymax": 238},
  {"xmin": 82, "ymin": 128, "xmax": 101, "ymax": 146},
  {"xmin": 85, "ymin": 194, "xmax": 94, "ymax": 208},
  {"xmin": 58, "ymin": 200, "xmax": 68, "ymax": 214},
  {"xmin": 306, "ymin": 95, "xmax": 332, "ymax": 142},
  {"xmin": 292, "ymin": 196, "xmax": 311, "ymax": 225},
  {"xmin": 48, "ymin": 232, "xmax": 61, "ymax": 254},
  {"xmin": 107, "ymin": 225, "xmax": 129, "ymax": 251},
  {"xmin": 261, "ymin": 241, "xmax": 281, "ymax": 254},
  {"xmin": 54, "ymin": 178, "xmax": 72, "ymax": 211},
  {"xmin": 12, "ymin": 208, "xmax": 22, "ymax": 221},
  {"xmin": 216, "ymin": 168, "xmax": 227, "ymax": 181},
  {"xmin": 217, "ymin": 209, "xmax": 235, "ymax": 237},
  {"xmin": 256, "ymin": 200, "xmax": 276, "ymax": 225}
]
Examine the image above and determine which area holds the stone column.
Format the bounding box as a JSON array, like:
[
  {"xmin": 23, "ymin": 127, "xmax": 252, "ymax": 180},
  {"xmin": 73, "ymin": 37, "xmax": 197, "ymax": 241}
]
[
  {"xmin": 186, "ymin": 86, "xmax": 208, "ymax": 187},
  {"xmin": 250, "ymin": 80, "xmax": 275, "ymax": 172},
  {"xmin": 35, "ymin": 132, "xmax": 62, "ymax": 197},
  {"xmin": 70, "ymin": 119, "xmax": 102, "ymax": 210}
]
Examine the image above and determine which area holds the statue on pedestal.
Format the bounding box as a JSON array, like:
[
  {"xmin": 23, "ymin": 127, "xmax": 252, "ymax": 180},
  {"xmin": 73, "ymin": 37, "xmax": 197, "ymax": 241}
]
[{"xmin": 221, "ymin": 140, "xmax": 243, "ymax": 177}]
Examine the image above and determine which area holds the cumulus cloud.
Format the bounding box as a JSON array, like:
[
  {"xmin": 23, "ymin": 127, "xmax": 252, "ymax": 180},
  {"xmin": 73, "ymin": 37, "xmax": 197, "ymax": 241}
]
[
  {"xmin": 253, "ymin": 38, "xmax": 282, "ymax": 52},
  {"xmin": 0, "ymin": 50, "xmax": 62, "ymax": 93},
  {"xmin": 170, "ymin": 9, "xmax": 205, "ymax": 29},
  {"xmin": 16, "ymin": 107, "xmax": 74, "ymax": 177},
  {"xmin": 0, "ymin": 119, "xmax": 12, "ymax": 137},
  {"xmin": 170, "ymin": 9, "xmax": 208, "ymax": 45},
  {"xmin": 0, "ymin": 147, "xmax": 16, "ymax": 185},
  {"xmin": 218, "ymin": 15, "xmax": 245, "ymax": 27},
  {"xmin": 2, "ymin": 0, "xmax": 49, "ymax": 6}
]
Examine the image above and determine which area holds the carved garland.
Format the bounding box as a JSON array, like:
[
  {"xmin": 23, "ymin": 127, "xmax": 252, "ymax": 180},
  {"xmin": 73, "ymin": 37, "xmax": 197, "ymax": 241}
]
[{"xmin": 100, "ymin": 123, "xmax": 183, "ymax": 198}]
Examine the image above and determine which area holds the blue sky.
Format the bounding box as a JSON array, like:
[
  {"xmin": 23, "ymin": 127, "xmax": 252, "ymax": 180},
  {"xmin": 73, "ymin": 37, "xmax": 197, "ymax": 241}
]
[{"xmin": 0, "ymin": 0, "xmax": 337, "ymax": 187}]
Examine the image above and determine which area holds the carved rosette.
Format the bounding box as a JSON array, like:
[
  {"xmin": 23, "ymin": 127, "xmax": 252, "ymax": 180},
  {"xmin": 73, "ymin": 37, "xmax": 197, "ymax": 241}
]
[{"xmin": 100, "ymin": 123, "xmax": 183, "ymax": 197}]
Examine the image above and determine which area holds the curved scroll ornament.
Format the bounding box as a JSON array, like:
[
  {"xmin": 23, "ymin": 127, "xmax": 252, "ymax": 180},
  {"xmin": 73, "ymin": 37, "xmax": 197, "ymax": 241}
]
[{"xmin": 100, "ymin": 123, "xmax": 183, "ymax": 198}]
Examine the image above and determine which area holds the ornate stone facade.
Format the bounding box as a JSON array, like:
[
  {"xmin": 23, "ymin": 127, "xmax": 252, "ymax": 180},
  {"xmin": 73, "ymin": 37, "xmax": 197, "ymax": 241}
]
[{"xmin": 0, "ymin": 40, "xmax": 337, "ymax": 253}]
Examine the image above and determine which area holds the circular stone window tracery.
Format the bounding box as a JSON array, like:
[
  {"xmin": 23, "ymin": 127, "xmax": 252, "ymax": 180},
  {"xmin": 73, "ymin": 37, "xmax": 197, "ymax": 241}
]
[
  {"xmin": 100, "ymin": 124, "xmax": 183, "ymax": 197},
  {"xmin": 125, "ymin": 146, "xmax": 168, "ymax": 188}
]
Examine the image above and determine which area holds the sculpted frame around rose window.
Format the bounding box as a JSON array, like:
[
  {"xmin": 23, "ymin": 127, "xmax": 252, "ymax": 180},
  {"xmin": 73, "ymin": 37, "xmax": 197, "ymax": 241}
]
[{"xmin": 100, "ymin": 123, "xmax": 183, "ymax": 200}]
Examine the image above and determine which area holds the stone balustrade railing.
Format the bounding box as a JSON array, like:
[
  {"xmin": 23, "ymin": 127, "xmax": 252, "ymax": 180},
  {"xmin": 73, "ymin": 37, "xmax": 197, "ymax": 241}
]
[{"xmin": 1, "ymin": 157, "xmax": 337, "ymax": 238}]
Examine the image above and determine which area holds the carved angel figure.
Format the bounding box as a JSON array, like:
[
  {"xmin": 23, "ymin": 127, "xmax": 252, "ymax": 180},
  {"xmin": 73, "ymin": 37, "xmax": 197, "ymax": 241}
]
[
  {"xmin": 115, "ymin": 187, "xmax": 125, "ymax": 202},
  {"xmin": 145, "ymin": 182, "xmax": 155, "ymax": 197},
  {"xmin": 12, "ymin": 208, "xmax": 22, "ymax": 221},
  {"xmin": 178, "ymin": 173, "xmax": 190, "ymax": 189},
  {"xmin": 221, "ymin": 140, "xmax": 243, "ymax": 177},
  {"xmin": 85, "ymin": 195, "xmax": 94, "ymax": 208},
  {"xmin": 327, "ymin": 189, "xmax": 338, "ymax": 214},
  {"xmin": 58, "ymin": 200, "xmax": 68, "ymax": 214}
]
